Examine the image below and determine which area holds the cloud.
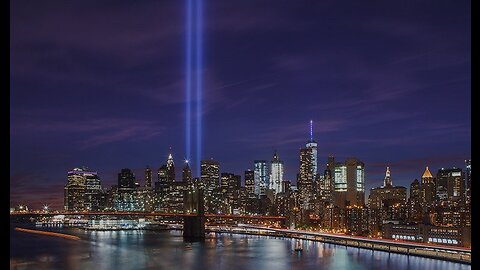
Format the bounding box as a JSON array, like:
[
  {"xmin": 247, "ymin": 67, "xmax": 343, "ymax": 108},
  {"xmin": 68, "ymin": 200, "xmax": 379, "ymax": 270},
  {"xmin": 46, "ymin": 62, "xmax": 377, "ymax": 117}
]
[{"xmin": 12, "ymin": 117, "xmax": 165, "ymax": 148}]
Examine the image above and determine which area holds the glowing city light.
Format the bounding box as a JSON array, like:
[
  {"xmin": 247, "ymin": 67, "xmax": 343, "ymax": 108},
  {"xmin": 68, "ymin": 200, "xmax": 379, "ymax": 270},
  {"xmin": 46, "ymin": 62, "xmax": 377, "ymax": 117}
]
[{"xmin": 185, "ymin": 0, "xmax": 203, "ymax": 176}]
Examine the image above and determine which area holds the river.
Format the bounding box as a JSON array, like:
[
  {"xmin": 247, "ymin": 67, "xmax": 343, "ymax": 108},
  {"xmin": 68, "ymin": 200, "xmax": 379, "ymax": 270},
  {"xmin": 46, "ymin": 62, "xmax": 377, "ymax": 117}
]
[{"xmin": 10, "ymin": 226, "xmax": 471, "ymax": 270}]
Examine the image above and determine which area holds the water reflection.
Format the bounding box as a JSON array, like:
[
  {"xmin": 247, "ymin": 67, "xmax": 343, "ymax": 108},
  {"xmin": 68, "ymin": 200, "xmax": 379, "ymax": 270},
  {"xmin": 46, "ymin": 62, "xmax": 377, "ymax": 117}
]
[{"xmin": 11, "ymin": 228, "xmax": 471, "ymax": 270}]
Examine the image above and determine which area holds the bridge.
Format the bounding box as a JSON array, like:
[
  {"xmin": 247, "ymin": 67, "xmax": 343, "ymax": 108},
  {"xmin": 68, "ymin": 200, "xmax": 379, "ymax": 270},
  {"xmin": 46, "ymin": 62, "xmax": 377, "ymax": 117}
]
[
  {"xmin": 9, "ymin": 211, "xmax": 286, "ymax": 221},
  {"xmin": 10, "ymin": 211, "xmax": 287, "ymax": 239}
]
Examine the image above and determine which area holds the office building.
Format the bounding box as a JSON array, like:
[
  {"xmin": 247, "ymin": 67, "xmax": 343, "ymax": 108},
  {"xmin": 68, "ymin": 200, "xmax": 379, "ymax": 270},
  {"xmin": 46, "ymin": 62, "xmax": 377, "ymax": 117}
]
[
  {"xmin": 269, "ymin": 151, "xmax": 284, "ymax": 193},
  {"xmin": 254, "ymin": 160, "xmax": 268, "ymax": 196}
]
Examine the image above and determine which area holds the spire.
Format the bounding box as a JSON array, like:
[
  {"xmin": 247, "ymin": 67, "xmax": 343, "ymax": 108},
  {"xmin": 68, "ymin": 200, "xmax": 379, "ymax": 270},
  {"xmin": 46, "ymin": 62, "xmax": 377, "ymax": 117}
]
[
  {"xmin": 384, "ymin": 166, "xmax": 392, "ymax": 187},
  {"xmin": 272, "ymin": 150, "xmax": 279, "ymax": 162},
  {"xmin": 422, "ymin": 166, "xmax": 433, "ymax": 179},
  {"xmin": 167, "ymin": 148, "xmax": 174, "ymax": 167},
  {"xmin": 310, "ymin": 120, "xmax": 313, "ymax": 142}
]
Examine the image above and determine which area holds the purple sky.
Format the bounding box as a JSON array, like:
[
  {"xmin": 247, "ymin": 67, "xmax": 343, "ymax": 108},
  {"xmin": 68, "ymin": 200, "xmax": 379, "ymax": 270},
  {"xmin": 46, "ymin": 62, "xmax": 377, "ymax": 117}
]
[{"xmin": 10, "ymin": 1, "xmax": 471, "ymax": 210}]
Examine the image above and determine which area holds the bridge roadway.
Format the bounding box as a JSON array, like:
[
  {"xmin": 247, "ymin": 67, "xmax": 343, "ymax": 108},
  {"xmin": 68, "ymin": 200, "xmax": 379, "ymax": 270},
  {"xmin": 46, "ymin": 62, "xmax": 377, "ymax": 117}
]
[
  {"xmin": 236, "ymin": 225, "xmax": 471, "ymax": 264},
  {"xmin": 10, "ymin": 211, "xmax": 286, "ymax": 221}
]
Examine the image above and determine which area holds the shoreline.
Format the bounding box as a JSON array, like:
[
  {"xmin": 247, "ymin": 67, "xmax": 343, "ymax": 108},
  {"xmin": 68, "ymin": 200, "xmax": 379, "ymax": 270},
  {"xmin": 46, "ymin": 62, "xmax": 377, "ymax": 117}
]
[
  {"xmin": 14, "ymin": 227, "xmax": 81, "ymax": 241},
  {"xmin": 205, "ymin": 229, "xmax": 471, "ymax": 265}
]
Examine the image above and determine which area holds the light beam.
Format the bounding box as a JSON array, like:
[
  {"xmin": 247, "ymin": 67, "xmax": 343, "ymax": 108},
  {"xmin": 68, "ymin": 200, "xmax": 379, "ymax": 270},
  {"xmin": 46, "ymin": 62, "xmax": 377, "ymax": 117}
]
[
  {"xmin": 185, "ymin": 0, "xmax": 193, "ymax": 163},
  {"xmin": 195, "ymin": 0, "xmax": 203, "ymax": 176}
]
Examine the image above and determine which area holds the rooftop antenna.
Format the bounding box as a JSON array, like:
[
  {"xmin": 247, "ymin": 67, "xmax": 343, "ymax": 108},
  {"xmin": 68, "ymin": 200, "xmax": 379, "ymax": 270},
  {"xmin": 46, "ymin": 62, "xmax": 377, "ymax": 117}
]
[{"xmin": 310, "ymin": 120, "xmax": 313, "ymax": 142}]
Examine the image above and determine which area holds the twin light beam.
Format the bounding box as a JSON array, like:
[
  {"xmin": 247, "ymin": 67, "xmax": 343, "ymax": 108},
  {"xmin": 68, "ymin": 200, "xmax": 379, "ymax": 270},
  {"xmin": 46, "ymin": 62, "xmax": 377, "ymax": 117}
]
[{"xmin": 185, "ymin": 0, "xmax": 203, "ymax": 176}]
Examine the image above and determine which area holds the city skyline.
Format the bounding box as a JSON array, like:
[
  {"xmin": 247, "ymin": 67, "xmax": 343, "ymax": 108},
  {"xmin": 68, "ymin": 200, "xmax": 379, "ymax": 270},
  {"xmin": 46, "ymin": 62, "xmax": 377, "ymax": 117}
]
[
  {"xmin": 11, "ymin": 0, "xmax": 470, "ymax": 211},
  {"xmin": 11, "ymin": 142, "xmax": 470, "ymax": 210}
]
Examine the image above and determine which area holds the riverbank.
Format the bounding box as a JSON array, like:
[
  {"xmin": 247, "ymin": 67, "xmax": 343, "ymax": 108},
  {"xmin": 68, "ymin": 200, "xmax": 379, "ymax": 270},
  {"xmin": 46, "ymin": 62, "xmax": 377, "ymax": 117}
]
[
  {"xmin": 205, "ymin": 228, "xmax": 471, "ymax": 265},
  {"xmin": 14, "ymin": 227, "xmax": 81, "ymax": 241}
]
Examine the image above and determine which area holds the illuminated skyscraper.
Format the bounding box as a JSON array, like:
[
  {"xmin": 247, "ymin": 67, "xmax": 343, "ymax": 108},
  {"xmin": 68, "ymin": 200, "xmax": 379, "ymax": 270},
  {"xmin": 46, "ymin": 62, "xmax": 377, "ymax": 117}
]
[
  {"xmin": 333, "ymin": 158, "xmax": 365, "ymax": 208},
  {"xmin": 254, "ymin": 160, "xmax": 268, "ymax": 196},
  {"xmin": 269, "ymin": 151, "xmax": 284, "ymax": 193},
  {"xmin": 436, "ymin": 167, "xmax": 464, "ymax": 203},
  {"xmin": 306, "ymin": 120, "xmax": 318, "ymax": 176},
  {"xmin": 182, "ymin": 160, "xmax": 193, "ymax": 184},
  {"xmin": 465, "ymin": 159, "xmax": 471, "ymax": 204},
  {"xmin": 420, "ymin": 166, "xmax": 435, "ymax": 206},
  {"xmin": 166, "ymin": 151, "xmax": 175, "ymax": 182},
  {"xmin": 408, "ymin": 179, "xmax": 422, "ymax": 223},
  {"xmin": 322, "ymin": 156, "xmax": 335, "ymax": 203},
  {"xmin": 298, "ymin": 147, "xmax": 314, "ymax": 209},
  {"xmin": 64, "ymin": 167, "xmax": 101, "ymax": 211},
  {"xmin": 118, "ymin": 168, "xmax": 136, "ymax": 189},
  {"xmin": 201, "ymin": 159, "xmax": 220, "ymax": 196},
  {"xmin": 245, "ymin": 169, "xmax": 255, "ymax": 195},
  {"xmin": 384, "ymin": 167, "xmax": 392, "ymax": 187},
  {"xmin": 145, "ymin": 166, "xmax": 152, "ymax": 188},
  {"xmin": 84, "ymin": 171, "xmax": 102, "ymax": 211},
  {"xmin": 368, "ymin": 167, "xmax": 407, "ymax": 223}
]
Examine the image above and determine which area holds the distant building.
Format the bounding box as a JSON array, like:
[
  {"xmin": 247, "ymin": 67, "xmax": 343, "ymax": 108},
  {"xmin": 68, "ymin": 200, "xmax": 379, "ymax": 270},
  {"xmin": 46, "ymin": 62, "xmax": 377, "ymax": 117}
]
[
  {"xmin": 244, "ymin": 169, "xmax": 255, "ymax": 195},
  {"xmin": 116, "ymin": 168, "xmax": 137, "ymax": 211},
  {"xmin": 221, "ymin": 172, "xmax": 241, "ymax": 213},
  {"xmin": 84, "ymin": 171, "xmax": 103, "ymax": 211},
  {"xmin": 166, "ymin": 152, "xmax": 176, "ymax": 182},
  {"xmin": 298, "ymin": 147, "xmax": 314, "ymax": 210},
  {"xmin": 321, "ymin": 156, "xmax": 335, "ymax": 203},
  {"xmin": 368, "ymin": 167, "xmax": 407, "ymax": 223},
  {"xmin": 118, "ymin": 168, "xmax": 136, "ymax": 189},
  {"xmin": 269, "ymin": 151, "xmax": 284, "ymax": 193},
  {"xmin": 408, "ymin": 179, "xmax": 422, "ymax": 223},
  {"xmin": 254, "ymin": 160, "xmax": 268, "ymax": 196},
  {"xmin": 201, "ymin": 159, "xmax": 220, "ymax": 197},
  {"xmin": 383, "ymin": 223, "xmax": 471, "ymax": 248},
  {"xmin": 182, "ymin": 160, "xmax": 193, "ymax": 184},
  {"xmin": 144, "ymin": 166, "xmax": 152, "ymax": 188},
  {"xmin": 346, "ymin": 205, "xmax": 369, "ymax": 235},
  {"xmin": 436, "ymin": 167, "xmax": 464, "ymax": 203},
  {"xmin": 420, "ymin": 167, "xmax": 435, "ymax": 206},
  {"xmin": 306, "ymin": 120, "xmax": 318, "ymax": 176},
  {"xmin": 465, "ymin": 159, "xmax": 471, "ymax": 205},
  {"xmin": 333, "ymin": 158, "xmax": 365, "ymax": 208},
  {"xmin": 64, "ymin": 167, "xmax": 101, "ymax": 211}
]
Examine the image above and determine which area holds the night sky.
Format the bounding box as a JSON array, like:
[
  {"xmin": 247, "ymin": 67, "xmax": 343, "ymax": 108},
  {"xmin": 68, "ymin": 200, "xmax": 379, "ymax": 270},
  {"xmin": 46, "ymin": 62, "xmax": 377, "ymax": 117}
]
[{"xmin": 10, "ymin": 1, "xmax": 470, "ymax": 209}]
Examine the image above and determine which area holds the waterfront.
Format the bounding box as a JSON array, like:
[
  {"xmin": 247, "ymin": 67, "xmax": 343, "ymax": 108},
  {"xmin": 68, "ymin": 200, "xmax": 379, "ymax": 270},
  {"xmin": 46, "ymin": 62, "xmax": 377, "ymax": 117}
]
[{"xmin": 10, "ymin": 227, "xmax": 471, "ymax": 270}]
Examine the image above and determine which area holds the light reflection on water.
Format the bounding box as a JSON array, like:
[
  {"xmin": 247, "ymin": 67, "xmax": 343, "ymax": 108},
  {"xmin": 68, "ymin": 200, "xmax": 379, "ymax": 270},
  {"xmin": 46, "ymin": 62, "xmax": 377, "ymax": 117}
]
[{"xmin": 10, "ymin": 228, "xmax": 471, "ymax": 270}]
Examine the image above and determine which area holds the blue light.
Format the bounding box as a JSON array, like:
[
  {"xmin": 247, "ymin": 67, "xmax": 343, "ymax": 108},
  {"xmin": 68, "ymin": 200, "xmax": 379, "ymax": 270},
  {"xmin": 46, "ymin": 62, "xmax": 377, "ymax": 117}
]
[
  {"xmin": 195, "ymin": 0, "xmax": 203, "ymax": 176},
  {"xmin": 185, "ymin": 0, "xmax": 203, "ymax": 176},
  {"xmin": 310, "ymin": 120, "xmax": 313, "ymax": 141},
  {"xmin": 185, "ymin": 0, "xmax": 193, "ymax": 163}
]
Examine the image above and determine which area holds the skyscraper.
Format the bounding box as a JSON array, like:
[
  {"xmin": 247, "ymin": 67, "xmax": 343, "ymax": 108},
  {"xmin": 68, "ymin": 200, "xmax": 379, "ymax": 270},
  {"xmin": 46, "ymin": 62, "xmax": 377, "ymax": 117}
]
[
  {"xmin": 166, "ymin": 151, "xmax": 175, "ymax": 182},
  {"xmin": 333, "ymin": 158, "xmax": 365, "ymax": 208},
  {"xmin": 368, "ymin": 167, "xmax": 407, "ymax": 223},
  {"xmin": 306, "ymin": 120, "xmax": 318, "ymax": 176},
  {"xmin": 269, "ymin": 151, "xmax": 284, "ymax": 193},
  {"xmin": 298, "ymin": 147, "xmax": 314, "ymax": 209},
  {"xmin": 84, "ymin": 171, "xmax": 102, "ymax": 211},
  {"xmin": 245, "ymin": 169, "xmax": 255, "ymax": 195},
  {"xmin": 465, "ymin": 159, "xmax": 471, "ymax": 204},
  {"xmin": 118, "ymin": 168, "xmax": 136, "ymax": 189},
  {"xmin": 145, "ymin": 166, "xmax": 152, "ymax": 188},
  {"xmin": 384, "ymin": 167, "xmax": 392, "ymax": 187},
  {"xmin": 436, "ymin": 167, "xmax": 464, "ymax": 203},
  {"xmin": 201, "ymin": 159, "xmax": 220, "ymax": 196},
  {"xmin": 408, "ymin": 179, "xmax": 422, "ymax": 223},
  {"xmin": 254, "ymin": 160, "xmax": 268, "ymax": 196},
  {"xmin": 322, "ymin": 156, "xmax": 335, "ymax": 203},
  {"xmin": 64, "ymin": 167, "xmax": 98, "ymax": 211},
  {"xmin": 420, "ymin": 166, "xmax": 435, "ymax": 206},
  {"xmin": 182, "ymin": 160, "xmax": 193, "ymax": 184}
]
